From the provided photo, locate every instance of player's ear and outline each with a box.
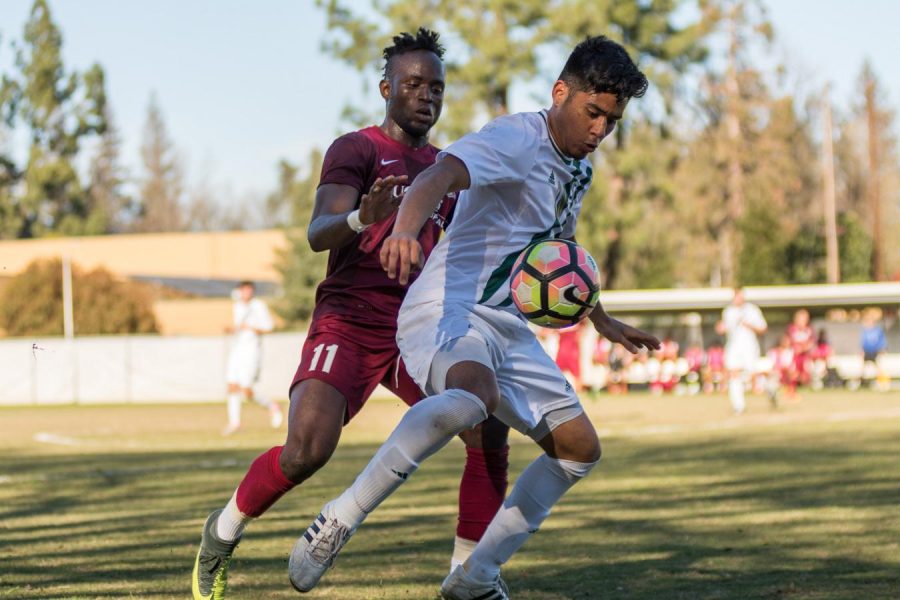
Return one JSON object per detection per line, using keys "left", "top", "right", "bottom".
{"left": 551, "top": 80, "right": 569, "bottom": 108}
{"left": 379, "top": 78, "right": 391, "bottom": 101}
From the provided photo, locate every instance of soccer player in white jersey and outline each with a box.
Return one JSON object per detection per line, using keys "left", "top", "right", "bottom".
{"left": 716, "top": 287, "right": 768, "bottom": 415}
{"left": 222, "top": 281, "right": 282, "bottom": 435}
{"left": 288, "top": 36, "right": 660, "bottom": 599}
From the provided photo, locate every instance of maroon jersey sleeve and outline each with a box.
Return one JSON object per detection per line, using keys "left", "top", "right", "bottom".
{"left": 319, "top": 133, "right": 376, "bottom": 192}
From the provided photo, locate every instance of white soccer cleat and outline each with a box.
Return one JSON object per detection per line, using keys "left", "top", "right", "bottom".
{"left": 440, "top": 565, "right": 510, "bottom": 600}
{"left": 288, "top": 502, "right": 355, "bottom": 593}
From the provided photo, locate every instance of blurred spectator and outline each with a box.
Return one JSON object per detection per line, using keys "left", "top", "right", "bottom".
{"left": 810, "top": 328, "right": 838, "bottom": 390}
{"left": 787, "top": 308, "right": 815, "bottom": 387}
{"left": 705, "top": 339, "right": 726, "bottom": 393}
{"left": 607, "top": 344, "right": 630, "bottom": 394}
{"left": 683, "top": 342, "right": 705, "bottom": 395}
{"left": 555, "top": 320, "right": 587, "bottom": 392}
{"left": 650, "top": 333, "right": 679, "bottom": 394}
{"left": 860, "top": 309, "right": 888, "bottom": 391}
{"left": 766, "top": 334, "right": 797, "bottom": 405}
{"left": 717, "top": 287, "right": 768, "bottom": 415}
{"left": 629, "top": 351, "right": 650, "bottom": 392}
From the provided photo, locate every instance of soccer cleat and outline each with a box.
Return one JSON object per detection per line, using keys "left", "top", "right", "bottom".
{"left": 440, "top": 565, "right": 510, "bottom": 600}
{"left": 288, "top": 502, "right": 356, "bottom": 592}
{"left": 192, "top": 509, "right": 241, "bottom": 600}
{"left": 221, "top": 423, "right": 241, "bottom": 437}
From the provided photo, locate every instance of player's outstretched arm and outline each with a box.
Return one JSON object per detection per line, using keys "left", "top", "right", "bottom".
{"left": 589, "top": 302, "right": 660, "bottom": 354}
{"left": 380, "top": 155, "right": 470, "bottom": 284}
{"left": 308, "top": 175, "right": 408, "bottom": 252}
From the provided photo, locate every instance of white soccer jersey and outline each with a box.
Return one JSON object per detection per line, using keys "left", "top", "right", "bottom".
{"left": 232, "top": 298, "right": 273, "bottom": 350}
{"left": 722, "top": 302, "right": 767, "bottom": 370}
{"left": 403, "top": 110, "right": 593, "bottom": 315}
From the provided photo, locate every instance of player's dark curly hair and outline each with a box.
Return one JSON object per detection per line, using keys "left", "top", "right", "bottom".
{"left": 383, "top": 27, "right": 445, "bottom": 78}
{"left": 558, "top": 36, "right": 648, "bottom": 100}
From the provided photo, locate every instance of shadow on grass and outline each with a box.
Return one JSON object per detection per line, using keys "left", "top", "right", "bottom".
{"left": 1, "top": 426, "right": 898, "bottom": 599}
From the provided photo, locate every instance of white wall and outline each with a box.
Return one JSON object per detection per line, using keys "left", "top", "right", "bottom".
{"left": 0, "top": 332, "right": 305, "bottom": 405}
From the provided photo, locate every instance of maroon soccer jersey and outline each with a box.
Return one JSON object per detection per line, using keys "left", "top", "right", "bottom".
{"left": 313, "top": 125, "right": 454, "bottom": 327}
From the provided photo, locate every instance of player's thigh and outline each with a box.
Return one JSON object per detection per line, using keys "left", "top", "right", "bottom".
{"left": 283, "top": 378, "right": 347, "bottom": 466}
{"left": 494, "top": 331, "right": 585, "bottom": 442}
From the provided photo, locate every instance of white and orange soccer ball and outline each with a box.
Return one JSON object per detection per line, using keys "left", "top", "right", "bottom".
{"left": 510, "top": 239, "right": 601, "bottom": 328}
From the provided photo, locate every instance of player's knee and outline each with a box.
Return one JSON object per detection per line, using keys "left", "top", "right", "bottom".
{"left": 279, "top": 437, "right": 336, "bottom": 483}
{"left": 459, "top": 415, "right": 509, "bottom": 449}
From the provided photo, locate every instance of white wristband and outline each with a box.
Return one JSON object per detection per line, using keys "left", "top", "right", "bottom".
{"left": 346, "top": 209, "right": 370, "bottom": 233}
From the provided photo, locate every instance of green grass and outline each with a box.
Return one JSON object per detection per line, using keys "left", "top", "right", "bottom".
{"left": 1, "top": 390, "right": 899, "bottom": 599}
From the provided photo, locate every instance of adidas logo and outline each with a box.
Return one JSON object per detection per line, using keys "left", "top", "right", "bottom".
{"left": 391, "top": 469, "right": 409, "bottom": 480}
{"left": 548, "top": 172, "right": 556, "bottom": 184}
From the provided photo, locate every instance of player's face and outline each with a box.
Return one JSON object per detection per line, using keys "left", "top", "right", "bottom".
{"left": 238, "top": 285, "right": 254, "bottom": 302}
{"left": 548, "top": 81, "right": 628, "bottom": 159}
{"left": 382, "top": 50, "right": 445, "bottom": 139}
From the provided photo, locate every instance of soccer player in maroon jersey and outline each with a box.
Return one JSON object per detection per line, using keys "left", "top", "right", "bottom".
{"left": 787, "top": 308, "right": 815, "bottom": 393}
{"left": 192, "top": 28, "right": 510, "bottom": 600}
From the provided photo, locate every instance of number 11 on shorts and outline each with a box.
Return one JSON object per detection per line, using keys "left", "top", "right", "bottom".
{"left": 309, "top": 343, "right": 338, "bottom": 373}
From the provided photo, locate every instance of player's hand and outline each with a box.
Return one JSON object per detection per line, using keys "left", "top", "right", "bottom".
{"left": 594, "top": 315, "right": 661, "bottom": 354}
{"left": 359, "top": 175, "right": 409, "bottom": 225}
{"left": 380, "top": 232, "right": 423, "bottom": 285}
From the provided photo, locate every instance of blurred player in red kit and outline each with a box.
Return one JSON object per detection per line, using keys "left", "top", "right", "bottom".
{"left": 787, "top": 308, "right": 814, "bottom": 390}
{"left": 192, "top": 28, "right": 509, "bottom": 600}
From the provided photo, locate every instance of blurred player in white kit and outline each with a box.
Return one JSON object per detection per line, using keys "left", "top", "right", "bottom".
{"left": 223, "top": 280, "right": 282, "bottom": 435}
{"left": 716, "top": 286, "right": 767, "bottom": 415}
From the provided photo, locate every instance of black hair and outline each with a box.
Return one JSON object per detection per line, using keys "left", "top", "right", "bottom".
{"left": 558, "top": 36, "right": 648, "bottom": 100}
{"left": 382, "top": 27, "right": 445, "bottom": 78}
{"left": 238, "top": 280, "right": 255, "bottom": 289}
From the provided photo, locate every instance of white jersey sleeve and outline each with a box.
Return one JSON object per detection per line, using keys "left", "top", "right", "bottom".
{"left": 441, "top": 115, "right": 540, "bottom": 188}
{"left": 745, "top": 304, "right": 767, "bottom": 332}
{"left": 247, "top": 299, "right": 274, "bottom": 333}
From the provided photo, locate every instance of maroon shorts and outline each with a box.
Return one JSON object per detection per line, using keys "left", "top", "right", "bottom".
{"left": 290, "top": 313, "right": 424, "bottom": 423}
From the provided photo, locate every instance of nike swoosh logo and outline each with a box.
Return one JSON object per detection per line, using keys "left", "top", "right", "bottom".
{"left": 563, "top": 285, "right": 594, "bottom": 308}
{"left": 380, "top": 158, "right": 399, "bottom": 166}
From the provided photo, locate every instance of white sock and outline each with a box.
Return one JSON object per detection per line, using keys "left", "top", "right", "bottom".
{"left": 251, "top": 389, "right": 272, "bottom": 408}
{"left": 466, "top": 454, "right": 598, "bottom": 583}
{"left": 227, "top": 392, "right": 242, "bottom": 427}
{"left": 330, "top": 389, "right": 487, "bottom": 527}
{"left": 728, "top": 377, "right": 745, "bottom": 414}
{"left": 451, "top": 536, "right": 478, "bottom": 572}
{"left": 216, "top": 492, "right": 251, "bottom": 542}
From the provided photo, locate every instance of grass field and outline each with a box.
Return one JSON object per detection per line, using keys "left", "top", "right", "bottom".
{"left": 1, "top": 390, "right": 899, "bottom": 599}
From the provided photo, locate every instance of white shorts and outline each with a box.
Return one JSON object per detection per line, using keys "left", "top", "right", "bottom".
{"left": 397, "top": 301, "right": 583, "bottom": 440}
{"left": 226, "top": 345, "right": 261, "bottom": 388}
{"left": 725, "top": 344, "right": 759, "bottom": 374}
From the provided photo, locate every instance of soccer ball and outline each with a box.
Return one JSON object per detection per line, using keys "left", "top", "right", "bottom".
{"left": 510, "top": 239, "right": 601, "bottom": 328}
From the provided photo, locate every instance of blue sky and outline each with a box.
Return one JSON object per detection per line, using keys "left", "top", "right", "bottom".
{"left": 2, "top": 0, "right": 898, "bottom": 205}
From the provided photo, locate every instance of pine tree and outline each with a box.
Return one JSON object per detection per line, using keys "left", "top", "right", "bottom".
{"left": 136, "top": 93, "right": 184, "bottom": 232}
{"left": 0, "top": 0, "right": 108, "bottom": 238}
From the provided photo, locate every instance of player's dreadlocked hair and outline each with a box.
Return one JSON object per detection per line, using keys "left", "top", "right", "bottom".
{"left": 559, "top": 36, "right": 648, "bottom": 100}
{"left": 382, "top": 27, "right": 445, "bottom": 78}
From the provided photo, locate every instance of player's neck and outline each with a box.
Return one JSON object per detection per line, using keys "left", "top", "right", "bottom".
{"left": 379, "top": 120, "right": 428, "bottom": 149}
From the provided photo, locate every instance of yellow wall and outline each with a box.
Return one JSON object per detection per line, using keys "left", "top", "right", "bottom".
{"left": 0, "top": 229, "right": 288, "bottom": 281}
{"left": 152, "top": 298, "right": 287, "bottom": 336}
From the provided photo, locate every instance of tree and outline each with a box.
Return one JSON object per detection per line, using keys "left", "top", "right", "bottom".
{"left": 272, "top": 152, "right": 328, "bottom": 326}
{"left": 135, "top": 93, "right": 184, "bottom": 232}
{"left": 86, "top": 106, "right": 132, "bottom": 233}
{"left": 0, "top": 258, "right": 158, "bottom": 336}
{"left": 0, "top": 0, "right": 108, "bottom": 238}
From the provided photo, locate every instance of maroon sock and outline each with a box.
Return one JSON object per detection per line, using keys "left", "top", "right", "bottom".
{"left": 457, "top": 445, "right": 509, "bottom": 541}
{"left": 235, "top": 446, "right": 296, "bottom": 517}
